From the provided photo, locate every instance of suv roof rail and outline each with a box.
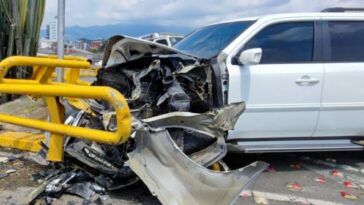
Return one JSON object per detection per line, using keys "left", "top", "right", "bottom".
{"left": 322, "top": 7, "right": 364, "bottom": 12}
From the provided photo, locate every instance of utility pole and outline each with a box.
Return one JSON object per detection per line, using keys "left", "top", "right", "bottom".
{"left": 56, "top": 0, "right": 65, "bottom": 82}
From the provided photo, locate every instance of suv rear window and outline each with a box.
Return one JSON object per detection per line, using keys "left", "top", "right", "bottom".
{"left": 328, "top": 21, "right": 364, "bottom": 62}
{"left": 244, "top": 22, "right": 314, "bottom": 64}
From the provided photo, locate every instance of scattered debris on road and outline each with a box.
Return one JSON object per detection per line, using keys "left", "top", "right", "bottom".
{"left": 331, "top": 170, "right": 344, "bottom": 178}
{"left": 340, "top": 191, "right": 359, "bottom": 200}
{"left": 253, "top": 194, "right": 269, "bottom": 205}
{"left": 0, "top": 148, "right": 364, "bottom": 205}
{"left": 286, "top": 181, "right": 301, "bottom": 191}
{"left": 314, "top": 175, "right": 326, "bottom": 184}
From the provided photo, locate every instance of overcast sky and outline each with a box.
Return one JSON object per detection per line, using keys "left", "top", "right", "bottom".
{"left": 42, "top": 0, "right": 364, "bottom": 28}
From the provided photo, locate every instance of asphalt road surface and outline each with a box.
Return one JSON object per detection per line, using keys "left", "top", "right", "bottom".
{"left": 230, "top": 151, "right": 364, "bottom": 205}
{"left": 0, "top": 149, "right": 363, "bottom": 205}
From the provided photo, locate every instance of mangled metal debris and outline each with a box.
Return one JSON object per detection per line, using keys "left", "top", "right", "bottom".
{"left": 142, "top": 102, "right": 245, "bottom": 138}
{"left": 27, "top": 167, "right": 106, "bottom": 204}
{"left": 129, "top": 128, "right": 268, "bottom": 205}
{"left": 26, "top": 35, "right": 268, "bottom": 204}
{"left": 189, "top": 136, "right": 227, "bottom": 167}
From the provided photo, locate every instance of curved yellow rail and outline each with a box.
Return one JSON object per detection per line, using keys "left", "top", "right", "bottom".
{"left": 0, "top": 56, "right": 131, "bottom": 161}
{"left": 0, "top": 84, "right": 131, "bottom": 144}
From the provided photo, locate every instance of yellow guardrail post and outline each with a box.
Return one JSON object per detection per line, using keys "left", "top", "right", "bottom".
{"left": 45, "top": 97, "right": 64, "bottom": 161}
{"left": 0, "top": 56, "right": 131, "bottom": 162}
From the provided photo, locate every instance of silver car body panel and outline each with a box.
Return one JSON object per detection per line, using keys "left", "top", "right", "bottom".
{"left": 128, "top": 128, "right": 268, "bottom": 205}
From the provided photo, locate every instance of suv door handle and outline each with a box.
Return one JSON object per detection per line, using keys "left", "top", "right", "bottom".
{"left": 295, "top": 75, "right": 319, "bottom": 85}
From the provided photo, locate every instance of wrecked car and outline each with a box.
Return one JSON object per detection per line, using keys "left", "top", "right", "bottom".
{"left": 48, "top": 26, "right": 269, "bottom": 204}
{"left": 3, "top": 10, "right": 364, "bottom": 204}
{"left": 52, "top": 33, "right": 268, "bottom": 204}
{"left": 24, "top": 19, "right": 282, "bottom": 204}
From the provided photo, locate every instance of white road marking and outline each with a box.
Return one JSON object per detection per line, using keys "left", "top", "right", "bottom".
{"left": 251, "top": 190, "right": 346, "bottom": 205}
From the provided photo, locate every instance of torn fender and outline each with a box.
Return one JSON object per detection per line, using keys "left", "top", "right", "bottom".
{"left": 128, "top": 128, "right": 268, "bottom": 205}
{"left": 142, "top": 102, "right": 245, "bottom": 138}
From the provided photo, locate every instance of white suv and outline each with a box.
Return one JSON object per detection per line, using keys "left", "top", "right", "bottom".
{"left": 59, "top": 8, "right": 364, "bottom": 203}
{"left": 100, "top": 8, "right": 364, "bottom": 153}
{"left": 173, "top": 8, "right": 364, "bottom": 152}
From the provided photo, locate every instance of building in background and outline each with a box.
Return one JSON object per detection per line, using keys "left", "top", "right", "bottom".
{"left": 90, "top": 39, "right": 103, "bottom": 50}
{"left": 75, "top": 38, "right": 91, "bottom": 50}
{"left": 46, "top": 16, "right": 58, "bottom": 41}
{"left": 39, "top": 38, "right": 57, "bottom": 50}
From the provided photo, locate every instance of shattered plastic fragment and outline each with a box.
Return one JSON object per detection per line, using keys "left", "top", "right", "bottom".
{"left": 240, "top": 190, "right": 252, "bottom": 198}
{"left": 0, "top": 156, "right": 9, "bottom": 163}
{"left": 343, "top": 181, "right": 358, "bottom": 189}
{"left": 253, "top": 195, "right": 269, "bottom": 205}
{"left": 340, "top": 191, "right": 359, "bottom": 200}
{"left": 66, "top": 182, "right": 95, "bottom": 200}
{"left": 5, "top": 169, "right": 16, "bottom": 174}
{"left": 286, "top": 182, "right": 301, "bottom": 191}
{"left": 30, "top": 150, "right": 49, "bottom": 166}
{"left": 331, "top": 170, "right": 343, "bottom": 177}
{"left": 27, "top": 168, "right": 110, "bottom": 203}
{"left": 314, "top": 176, "right": 326, "bottom": 184}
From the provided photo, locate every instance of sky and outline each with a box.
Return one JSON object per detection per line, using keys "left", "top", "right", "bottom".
{"left": 42, "top": 0, "right": 364, "bottom": 29}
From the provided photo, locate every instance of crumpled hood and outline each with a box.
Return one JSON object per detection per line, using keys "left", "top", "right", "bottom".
{"left": 102, "top": 35, "right": 198, "bottom": 67}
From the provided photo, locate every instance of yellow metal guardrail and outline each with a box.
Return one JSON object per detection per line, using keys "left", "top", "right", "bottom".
{"left": 0, "top": 132, "right": 45, "bottom": 152}
{"left": 0, "top": 56, "right": 131, "bottom": 161}
{"left": 36, "top": 55, "right": 98, "bottom": 85}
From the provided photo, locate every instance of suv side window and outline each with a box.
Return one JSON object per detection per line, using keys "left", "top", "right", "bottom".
{"left": 244, "top": 22, "right": 314, "bottom": 64}
{"left": 155, "top": 39, "right": 169, "bottom": 46}
{"left": 328, "top": 21, "right": 364, "bottom": 62}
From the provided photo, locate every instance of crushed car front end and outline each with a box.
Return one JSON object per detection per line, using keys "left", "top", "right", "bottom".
{"left": 51, "top": 35, "right": 268, "bottom": 205}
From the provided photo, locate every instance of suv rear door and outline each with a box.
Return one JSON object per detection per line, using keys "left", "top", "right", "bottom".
{"left": 314, "top": 19, "right": 364, "bottom": 137}
{"left": 227, "top": 20, "right": 324, "bottom": 139}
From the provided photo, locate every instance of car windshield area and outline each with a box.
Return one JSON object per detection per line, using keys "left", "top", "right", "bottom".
{"left": 170, "top": 37, "right": 183, "bottom": 46}
{"left": 174, "top": 21, "right": 254, "bottom": 59}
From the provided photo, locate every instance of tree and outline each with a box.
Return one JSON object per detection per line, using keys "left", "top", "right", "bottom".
{"left": 0, "top": 0, "right": 45, "bottom": 102}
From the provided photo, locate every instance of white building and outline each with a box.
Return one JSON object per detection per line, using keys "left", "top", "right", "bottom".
{"left": 46, "top": 16, "right": 58, "bottom": 41}
{"left": 38, "top": 38, "right": 56, "bottom": 50}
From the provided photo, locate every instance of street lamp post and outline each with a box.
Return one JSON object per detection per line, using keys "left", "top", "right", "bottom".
{"left": 56, "top": 0, "right": 65, "bottom": 82}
